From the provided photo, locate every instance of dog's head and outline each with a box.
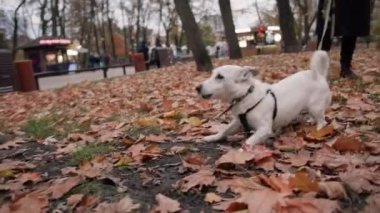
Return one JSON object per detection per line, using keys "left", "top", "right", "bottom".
{"left": 196, "top": 65, "right": 259, "bottom": 102}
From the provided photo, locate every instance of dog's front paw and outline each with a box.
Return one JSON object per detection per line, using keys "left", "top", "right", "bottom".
{"left": 202, "top": 134, "right": 224, "bottom": 142}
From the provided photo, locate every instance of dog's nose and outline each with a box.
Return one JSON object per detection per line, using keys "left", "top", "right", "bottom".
{"left": 195, "top": 85, "right": 202, "bottom": 93}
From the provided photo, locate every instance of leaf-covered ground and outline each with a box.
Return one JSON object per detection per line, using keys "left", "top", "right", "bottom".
{"left": 0, "top": 46, "right": 379, "bottom": 212}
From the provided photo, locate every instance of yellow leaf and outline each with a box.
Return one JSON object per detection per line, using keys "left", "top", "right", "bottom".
{"left": 114, "top": 156, "right": 133, "bottom": 167}
{"left": 0, "top": 169, "right": 15, "bottom": 178}
{"left": 188, "top": 117, "right": 202, "bottom": 127}
{"left": 135, "top": 117, "right": 159, "bottom": 127}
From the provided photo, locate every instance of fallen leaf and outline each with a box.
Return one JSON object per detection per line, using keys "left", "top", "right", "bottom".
{"left": 187, "top": 116, "right": 203, "bottom": 127}
{"left": 289, "top": 172, "right": 319, "bottom": 193}
{"left": 273, "top": 136, "right": 305, "bottom": 151}
{"left": 318, "top": 181, "right": 347, "bottom": 199}
{"left": 204, "top": 192, "right": 223, "bottom": 203}
{"left": 360, "top": 193, "right": 380, "bottom": 213}
{"left": 306, "top": 125, "right": 335, "bottom": 141}
{"left": 339, "top": 168, "right": 380, "bottom": 194}
{"left": 0, "top": 160, "right": 36, "bottom": 171}
{"left": 273, "top": 197, "right": 340, "bottom": 213}
{"left": 144, "top": 134, "right": 169, "bottom": 143}
{"left": 258, "top": 174, "right": 293, "bottom": 194}
{"left": 95, "top": 195, "right": 140, "bottom": 213}
{"left": 67, "top": 194, "right": 84, "bottom": 207}
{"left": 46, "top": 176, "right": 82, "bottom": 199}
{"left": 216, "top": 176, "right": 267, "bottom": 194}
{"left": 154, "top": 193, "right": 181, "bottom": 213}
{"left": 0, "top": 138, "right": 26, "bottom": 150}
{"left": 331, "top": 136, "right": 364, "bottom": 152}
{"left": 182, "top": 153, "right": 207, "bottom": 170}
{"left": 8, "top": 192, "right": 48, "bottom": 213}
{"left": 287, "top": 149, "right": 311, "bottom": 167}
{"left": 177, "top": 169, "right": 215, "bottom": 192}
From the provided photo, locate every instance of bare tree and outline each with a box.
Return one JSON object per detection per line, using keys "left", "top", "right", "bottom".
{"left": 219, "top": 0, "right": 242, "bottom": 59}
{"left": 59, "top": 0, "right": 67, "bottom": 37}
{"left": 13, "top": 0, "right": 27, "bottom": 56}
{"left": 39, "top": 0, "right": 49, "bottom": 36}
{"left": 174, "top": 0, "right": 213, "bottom": 71}
{"left": 293, "top": 0, "right": 317, "bottom": 46}
{"left": 50, "top": 0, "right": 59, "bottom": 36}
{"left": 105, "top": 0, "right": 116, "bottom": 57}
{"left": 276, "top": 0, "right": 300, "bottom": 52}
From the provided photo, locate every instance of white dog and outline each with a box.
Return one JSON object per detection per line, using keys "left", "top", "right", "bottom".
{"left": 196, "top": 51, "right": 331, "bottom": 150}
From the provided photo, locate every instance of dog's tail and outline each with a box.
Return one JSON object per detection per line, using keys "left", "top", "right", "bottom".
{"left": 310, "top": 50, "right": 329, "bottom": 79}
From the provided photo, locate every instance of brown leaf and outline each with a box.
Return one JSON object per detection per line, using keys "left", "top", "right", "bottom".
{"left": 216, "top": 176, "right": 267, "bottom": 194}
{"left": 360, "top": 193, "right": 380, "bottom": 213}
{"left": 256, "top": 157, "right": 275, "bottom": 171}
{"left": 364, "top": 142, "right": 380, "bottom": 155}
{"left": 182, "top": 153, "right": 207, "bottom": 170}
{"left": 67, "top": 194, "right": 84, "bottom": 207}
{"left": 273, "top": 136, "right": 305, "bottom": 151}
{"left": 318, "top": 182, "right": 347, "bottom": 199}
{"left": 273, "top": 197, "right": 340, "bottom": 213}
{"left": 287, "top": 149, "right": 311, "bottom": 167}
{"left": 216, "top": 146, "right": 273, "bottom": 168}
{"left": 0, "top": 160, "right": 36, "bottom": 171}
{"left": 306, "top": 125, "right": 335, "bottom": 141}
{"left": 177, "top": 169, "right": 215, "bottom": 192}
{"left": 95, "top": 195, "right": 140, "bottom": 213}
{"left": 46, "top": 176, "right": 82, "bottom": 199}
{"left": 144, "top": 134, "right": 170, "bottom": 143}
{"left": 204, "top": 192, "right": 223, "bottom": 203}
{"left": 339, "top": 168, "right": 380, "bottom": 194}
{"left": 18, "top": 172, "right": 42, "bottom": 184}
{"left": 0, "top": 138, "right": 26, "bottom": 150}
{"left": 241, "top": 189, "right": 290, "bottom": 213}
{"left": 258, "top": 174, "right": 293, "bottom": 194}
{"left": 154, "top": 193, "right": 181, "bottom": 213}
{"left": 8, "top": 192, "right": 48, "bottom": 213}
{"left": 289, "top": 172, "right": 319, "bottom": 193}
{"left": 331, "top": 136, "right": 364, "bottom": 152}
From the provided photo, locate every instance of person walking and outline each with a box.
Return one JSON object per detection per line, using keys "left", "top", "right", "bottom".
{"left": 316, "top": 0, "right": 371, "bottom": 78}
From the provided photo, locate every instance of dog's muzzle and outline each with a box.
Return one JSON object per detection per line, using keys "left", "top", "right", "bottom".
{"left": 195, "top": 84, "right": 202, "bottom": 94}
{"left": 195, "top": 84, "right": 212, "bottom": 99}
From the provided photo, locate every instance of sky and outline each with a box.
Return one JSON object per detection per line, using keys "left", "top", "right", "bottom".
{"left": 0, "top": 0, "right": 276, "bottom": 39}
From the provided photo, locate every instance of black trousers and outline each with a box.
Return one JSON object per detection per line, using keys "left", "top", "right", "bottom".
{"left": 318, "top": 33, "right": 357, "bottom": 69}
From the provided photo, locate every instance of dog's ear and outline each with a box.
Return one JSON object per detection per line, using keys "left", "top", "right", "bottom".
{"left": 236, "top": 66, "right": 258, "bottom": 82}
{"left": 242, "top": 66, "right": 259, "bottom": 76}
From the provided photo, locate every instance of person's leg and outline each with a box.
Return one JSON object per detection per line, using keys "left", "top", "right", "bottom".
{"left": 340, "top": 36, "right": 357, "bottom": 78}
{"left": 317, "top": 26, "right": 332, "bottom": 51}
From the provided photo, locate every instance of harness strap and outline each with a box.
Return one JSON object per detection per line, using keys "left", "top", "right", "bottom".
{"left": 238, "top": 89, "right": 277, "bottom": 137}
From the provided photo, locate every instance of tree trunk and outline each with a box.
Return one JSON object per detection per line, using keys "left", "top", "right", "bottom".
{"left": 90, "top": 0, "right": 100, "bottom": 54}
{"left": 136, "top": 0, "right": 141, "bottom": 48}
{"left": 51, "top": 0, "right": 59, "bottom": 36}
{"left": 59, "top": 0, "right": 66, "bottom": 37}
{"left": 40, "top": 0, "right": 48, "bottom": 36}
{"left": 276, "top": 0, "right": 300, "bottom": 52}
{"left": 12, "top": 0, "right": 27, "bottom": 57}
{"left": 174, "top": 0, "right": 213, "bottom": 71}
{"left": 106, "top": 0, "right": 116, "bottom": 57}
{"left": 218, "top": 0, "right": 241, "bottom": 59}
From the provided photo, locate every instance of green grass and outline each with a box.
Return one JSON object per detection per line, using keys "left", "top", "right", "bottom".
{"left": 23, "top": 116, "right": 58, "bottom": 139}
{"left": 23, "top": 114, "right": 90, "bottom": 139}
{"left": 368, "top": 93, "right": 380, "bottom": 103}
{"left": 70, "top": 143, "right": 113, "bottom": 165}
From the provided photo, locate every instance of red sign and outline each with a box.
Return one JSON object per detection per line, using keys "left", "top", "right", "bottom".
{"left": 258, "top": 25, "right": 266, "bottom": 33}
{"left": 39, "top": 39, "right": 71, "bottom": 45}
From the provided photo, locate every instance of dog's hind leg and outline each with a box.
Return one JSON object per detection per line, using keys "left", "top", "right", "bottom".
{"left": 309, "top": 106, "right": 327, "bottom": 130}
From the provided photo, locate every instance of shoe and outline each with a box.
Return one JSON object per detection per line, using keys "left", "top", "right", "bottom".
{"left": 340, "top": 65, "right": 359, "bottom": 79}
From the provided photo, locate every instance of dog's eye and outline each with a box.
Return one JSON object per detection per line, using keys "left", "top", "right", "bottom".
{"left": 216, "top": 74, "right": 224, "bottom": 80}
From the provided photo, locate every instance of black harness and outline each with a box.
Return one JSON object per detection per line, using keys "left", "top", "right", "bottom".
{"left": 239, "top": 89, "right": 277, "bottom": 137}
{"left": 216, "top": 86, "right": 278, "bottom": 138}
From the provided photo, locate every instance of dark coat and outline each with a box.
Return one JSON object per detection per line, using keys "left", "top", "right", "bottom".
{"left": 317, "top": 0, "right": 371, "bottom": 37}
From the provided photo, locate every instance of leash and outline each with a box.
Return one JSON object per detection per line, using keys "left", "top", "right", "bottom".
{"left": 318, "top": 0, "right": 333, "bottom": 50}
{"left": 214, "top": 86, "right": 254, "bottom": 119}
